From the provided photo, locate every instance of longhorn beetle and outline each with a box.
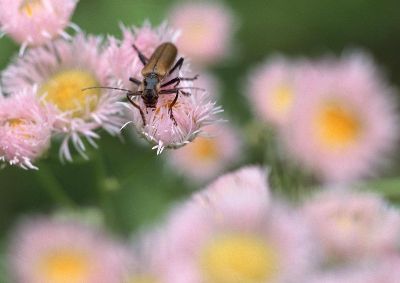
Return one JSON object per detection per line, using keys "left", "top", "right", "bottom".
{"left": 127, "top": 42, "right": 199, "bottom": 126}
{"left": 84, "top": 42, "right": 200, "bottom": 126}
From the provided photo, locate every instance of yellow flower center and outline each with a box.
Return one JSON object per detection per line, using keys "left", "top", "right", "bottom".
{"left": 332, "top": 210, "right": 366, "bottom": 234}
{"left": 189, "top": 137, "right": 218, "bottom": 162}
{"left": 19, "top": 0, "right": 43, "bottom": 17}
{"left": 200, "top": 234, "right": 280, "bottom": 283}
{"left": 314, "top": 101, "right": 362, "bottom": 150}
{"left": 6, "top": 118, "right": 25, "bottom": 128}
{"left": 270, "top": 84, "right": 294, "bottom": 119}
{"left": 4, "top": 118, "right": 34, "bottom": 139}
{"left": 186, "top": 23, "right": 208, "bottom": 45}
{"left": 129, "top": 274, "right": 158, "bottom": 283}
{"left": 38, "top": 250, "right": 90, "bottom": 283}
{"left": 38, "top": 70, "right": 100, "bottom": 118}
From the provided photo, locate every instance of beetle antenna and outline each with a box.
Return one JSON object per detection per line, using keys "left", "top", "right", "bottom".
{"left": 82, "top": 86, "right": 133, "bottom": 93}
{"left": 173, "top": 87, "right": 206, "bottom": 91}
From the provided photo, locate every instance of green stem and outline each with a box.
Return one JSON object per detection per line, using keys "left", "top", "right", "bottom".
{"left": 261, "top": 127, "right": 313, "bottom": 201}
{"left": 263, "top": 128, "right": 284, "bottom": 195}
{"left": 36, "top": 163, "right": 76, "bottom": 208}
{"left": 93, "top": 152, "right": 116, "bottom": 230}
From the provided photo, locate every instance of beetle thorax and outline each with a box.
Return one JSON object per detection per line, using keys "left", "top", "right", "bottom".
{"left": 144, "top": 73, "right": 159, "bottom": 90}
{"left": 141, "top": 73, "right": 160, "bottom": 108}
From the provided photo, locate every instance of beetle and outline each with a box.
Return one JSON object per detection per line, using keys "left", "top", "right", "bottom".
{"left": 83, "top": 42, "right": 200, "bottom": 126}
{"left": 126, "top": 42, "right": 199, "bottom": 126}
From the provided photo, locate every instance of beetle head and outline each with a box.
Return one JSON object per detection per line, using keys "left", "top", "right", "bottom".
{"left": 142, "top": 89, "right": 158, "bottom": 108}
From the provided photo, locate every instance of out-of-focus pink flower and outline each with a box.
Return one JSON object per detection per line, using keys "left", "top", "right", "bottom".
{"left": 302, "top": 189, "right": 400, "bottom": 263}
{"left": 124, "top": 230, "right": 171, "bottom": 283}
{"left": 2, "top": 34, "right": 125, "bottom": 161}
{"left": 246, "top": 56, "right": 307, "bottom": 127}
{"left": 106, "top": 22, "right": 222, "bottom": 153}
{"left": 282, "top": 52, "right": 398, "bottom": 182}
{"left": 193, "top": 70, "right": 221, "bottom": 100}
{"left": 166, "top": 123, "right": 242, "bottom": 183}
{"left": 0, "top": 88, "right": 54, "bottom": 169}
{"left": 306, "top": 257, "right": 400, "bottom": 283}
{"left": 306, "top": 268, "right": 368, "bottom": 283}
{"left": 194, "top": 166, "right": 271, "bottom": 222}
{"left": 162, "top": 167, "right": 315, "bottom": 283}
{"left": 168, "top": 2, "right": 235, "bottom": 66}
{"left": 8, "top": 217, "right": 130, "bottom": 283}
{"left": 366, "top": 256, "right": 400, "bottom": 283}
{"left": 0, "top": 0, "right": 78, "bottom": 48}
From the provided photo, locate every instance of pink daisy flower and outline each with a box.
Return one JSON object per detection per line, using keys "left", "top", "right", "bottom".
{"left": 125, "top": 84, "right": 221, "bottom": 154}
{"left": 8, "top": 217, "right": 130, "bottom": 283}
{"left": 168, "top": 2, "right": 235, "bottom": 66}
{"left": 281, "top": 52, "right": 398, "bottom": 182}
{"left": 363, "top": 256, "right": 400, "bottom": 283}
{"left": 0, "top": 88, "right": 54, "bottom": 169}
{"left": 246, "top": 56, "right": 308, "bottom": 127}
{"left": 197, "top": 165, "right": 270, "bottom": 196}
{"left": 166, "top": 123, "right": 242, "bottom": 183}
{"left": 302, "top": 189, "right": 400, "bottom": 263}
{"left": 0, "top": 0, "right": 79, "bottom": 50}
{"left": 2, "top": 34, "right": 125, "bottom": 161}
{"left": 193, "top": 166, "right": 271, "bottom": 220}
{"left": 106, "top": 22, "right": 222, "bottom": 154}
{"left": 163, "top": 167, "right": 315, "bottom": 283}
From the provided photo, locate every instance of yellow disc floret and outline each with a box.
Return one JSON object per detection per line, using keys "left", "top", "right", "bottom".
{"left": 38, "top": 249, "right": 90, "bottom": 283}
{"left": 129, "top": 274, "right": 158, "bottom": 283}
{"left": 332, "top": 210, "right": 365, "bottom": 235}
{"left": 314, "top": 100, "right": 362, "bottom": 150}
{"left": 19, "top": 0, "right": 43, "bottom": 17}
{"left": 200, "top": 233, "right": 280, "bottom": 283}
{"left": 5, "top": 118, "right": 34, "bottom": 139}
{"left": 190, "top": 137, "right": 218, "bottom": 162}
{"left": 270, "top": 84, "right": 294, "bottom": 119}
{"left": 38, "top": 70, "right": 100, "bottom": 118}
{"left": 186, "top": 22, "right": 209, "bottom": 45}
{"left": 6, "top": 118, "right": 25, "bottom": 128}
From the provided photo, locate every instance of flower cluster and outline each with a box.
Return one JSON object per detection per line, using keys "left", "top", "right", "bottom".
{"left": 7, "top": 166, "right": 400, "bottom": 282}
{"left": 0, "top": 0, "right": 79, "bottom": 53}
{"left": 2, "top": 34, "right": 125, "bottom": 162}
{"left": 246, "top": 52, "right": 398, "bottom": 183}
{"left": 106, "top": 21, "right": 222, "bottom": 154}
{"left": 9, "top": 217, "right": 129, "bottom": 283}
{"left": 2, "top": 1, "right": 400, "bottom": 283}
{"left": 0, "top": 88, "right": 54, "bottom": 169}
{"left": 0, "top": 9, "right": 222, "bottom": 168}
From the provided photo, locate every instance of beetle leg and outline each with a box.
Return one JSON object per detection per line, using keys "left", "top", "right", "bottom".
{"left": 129, "top": 77, "right": 141, "bottom": 86}
{"left": 127, "top": 91, "right": 146, "bottom": 126}
{"left": 161, "top": 74, "right": 199, "bottom": 88}
{"left": 180, "top": 90, "right": 191, "bottom": 96}
{"left": 168, "top": 91, "right": 179, "bottom": 126}
{"left": 159, "top": 88, "right": 192, "bottom": 97}
{"left": 168, "top": 57, "right": 184, "bottom": 75}
{"left": 159, "top": 89, "right": 180, "bottom": 125}
{"left": 132, "top": 44, "right": 149, "bottom": 66}
{"left": 159, "top": 89, "right": 177, "bottom": 94}
{"left": 161, "top": 77, "right": 180, "bottom": 88}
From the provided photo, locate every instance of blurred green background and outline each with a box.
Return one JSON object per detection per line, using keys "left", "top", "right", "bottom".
{"left": 1, "top": 1, "right": 400, "bottom": 275}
